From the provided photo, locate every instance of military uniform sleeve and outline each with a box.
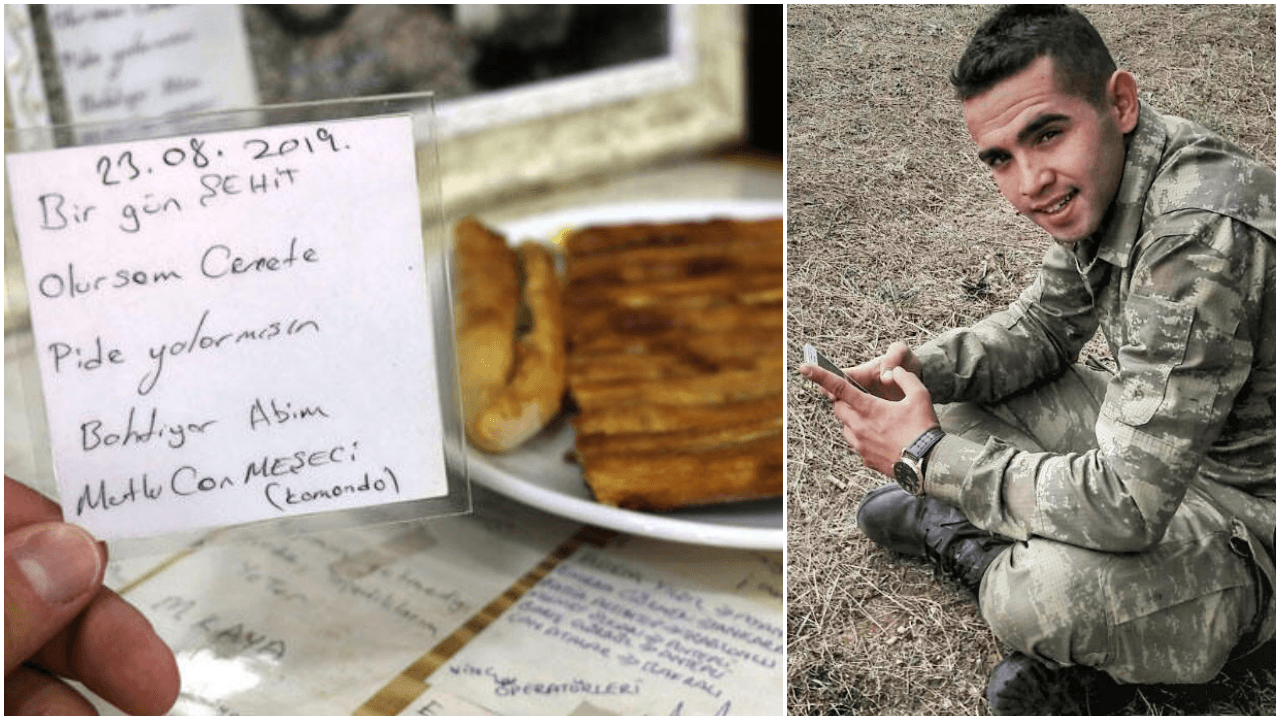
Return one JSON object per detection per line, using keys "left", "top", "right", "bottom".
{"left": 916, "top": 242, "right": 1099, "bottom": 404}
{"left": 927, "top": 216, "right": 1267, "bottom": 551}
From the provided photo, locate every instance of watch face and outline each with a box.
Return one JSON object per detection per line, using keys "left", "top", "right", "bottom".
{"left": 893, "top": 460, "right": 920, "bottom": 495}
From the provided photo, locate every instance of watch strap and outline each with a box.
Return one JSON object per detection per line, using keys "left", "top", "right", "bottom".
{"left": 904, "top": 426, "right": 945, "bottom": 462}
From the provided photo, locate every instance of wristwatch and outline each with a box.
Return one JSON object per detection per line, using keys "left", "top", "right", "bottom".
{"left": 893, "top": 427, "right": 945, "bottom": 496}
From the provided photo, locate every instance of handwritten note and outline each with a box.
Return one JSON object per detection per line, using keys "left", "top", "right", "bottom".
{"left": 44, "top": 4, "right": 258, "bottom": 129}
{"left": 6, "top": 115, "right": 447, "bottom": 540}
{"left": 419, "top": 545, "right": 785, "bottom": 715}
{"left": 87, "top": 489, "right": 582, "bottom": 715}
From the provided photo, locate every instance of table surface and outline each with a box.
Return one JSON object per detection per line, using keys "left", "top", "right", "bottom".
{"left": 3, "top": 154, "right": 786, "bottom": 716}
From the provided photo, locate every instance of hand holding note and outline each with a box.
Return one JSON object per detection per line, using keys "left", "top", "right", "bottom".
{"left": 4, "top": 476, "right": 180, "bottom": 715}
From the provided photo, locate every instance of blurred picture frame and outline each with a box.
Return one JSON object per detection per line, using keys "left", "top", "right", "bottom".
{"left": 429, "top": 4, "right": 746, "bottom": 212}
{"left": 5, "top": 4, "right": 746, "bottom": 214}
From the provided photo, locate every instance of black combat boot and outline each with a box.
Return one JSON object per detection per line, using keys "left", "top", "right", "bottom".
{"left": 855, "top": 483, "right": 1011, "bottom": 594}
{"left": 986, "top": 652, "right": 1136, "bottom": 715}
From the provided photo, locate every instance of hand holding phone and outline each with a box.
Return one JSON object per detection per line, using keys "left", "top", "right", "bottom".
{"left": 802, "top": 343, "right": 870, "bottom": 394}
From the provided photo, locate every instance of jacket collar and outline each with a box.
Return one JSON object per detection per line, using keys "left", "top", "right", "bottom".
{"left": 1072, "top": 102, "right": 1166, "bottom": 270}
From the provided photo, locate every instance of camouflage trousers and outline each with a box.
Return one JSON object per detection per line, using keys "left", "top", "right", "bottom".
{"left": 937, "top": 364, "right": 1272, "bottom": 684}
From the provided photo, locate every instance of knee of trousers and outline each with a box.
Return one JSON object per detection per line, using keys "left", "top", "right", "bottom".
{"left": 979, "top": 537, "right": 1258, "bottom": 684}
{"left": 979, "top": 540, "right": 1112, "bottom": 673}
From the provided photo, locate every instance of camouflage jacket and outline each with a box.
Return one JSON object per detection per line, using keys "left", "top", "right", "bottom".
{"left": 918, "top": 103, "right": 1276, "bottom": 553}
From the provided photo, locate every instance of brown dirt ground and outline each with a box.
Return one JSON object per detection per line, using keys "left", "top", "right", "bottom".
{"left": 786, "top": 3, "right": 1276, "bottom": 715}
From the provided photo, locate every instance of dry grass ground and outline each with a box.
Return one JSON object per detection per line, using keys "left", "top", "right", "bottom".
{"left": 786, "top": 4, "right": 1276, "bottom": 715}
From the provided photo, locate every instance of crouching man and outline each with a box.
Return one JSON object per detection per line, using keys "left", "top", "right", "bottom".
{"left": 801, "top": 4, "right": 1274, "bottom": 714}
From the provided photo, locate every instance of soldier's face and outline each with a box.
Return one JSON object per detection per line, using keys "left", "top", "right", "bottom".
{"left": 963, "top": 56, "right": 1129, "bottom": 244}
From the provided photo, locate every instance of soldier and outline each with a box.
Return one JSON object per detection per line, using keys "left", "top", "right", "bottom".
{"left": 800, "top": 4, "right": 1275, "bottom": 714}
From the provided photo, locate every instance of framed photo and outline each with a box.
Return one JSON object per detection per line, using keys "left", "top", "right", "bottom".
{"left": 5, "top": 4, "right": 746, "bottom": 212}
{"left": 421, "top": 4, "right": 746, "bottom": 212}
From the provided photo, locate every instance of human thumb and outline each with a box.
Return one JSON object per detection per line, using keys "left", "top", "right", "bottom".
{"left": 891, "top": 365, "right": 929, "bottom": 399}
{"left": 883, "top": 341, "right": 911, "bottom": 365}
{"left": 4, "top": 522, "right": 105, "bottom": 674}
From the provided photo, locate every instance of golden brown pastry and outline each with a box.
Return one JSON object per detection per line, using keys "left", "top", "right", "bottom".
{"left": 454, "top": 218, "right": 566, "bottom": 453}
{"left": 561, "top": 218, "right": 784, "bottom": 510}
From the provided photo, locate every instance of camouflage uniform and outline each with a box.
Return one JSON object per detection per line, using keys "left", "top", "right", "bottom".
{"left": 914, "top": 103, "right": 1276, "bottom": 684}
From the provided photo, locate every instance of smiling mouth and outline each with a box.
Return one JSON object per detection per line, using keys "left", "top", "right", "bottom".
{"left": 1037, "top": 189, "right": 1078, "bottom": 216}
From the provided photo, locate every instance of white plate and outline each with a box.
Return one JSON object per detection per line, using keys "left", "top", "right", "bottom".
{"left": 465, "top": 200, "right": 785, "bottom": 551}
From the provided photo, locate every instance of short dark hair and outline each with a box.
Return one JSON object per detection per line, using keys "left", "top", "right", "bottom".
{"left": 950, "top": 5, "right": 1117, "bottom": 106}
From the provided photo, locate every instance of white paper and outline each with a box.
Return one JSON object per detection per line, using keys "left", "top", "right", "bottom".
{"left": 90, "top": 489, "right": 583, "bottom": 715}
{"left": 60, "top": 495, "right": 783, "bottom": 715}
{"left": 4, "top": 5, "right": 54, "bottom": 128}
{"left": 44, "top": 4, "right": 258, "bottom": 130}
{"left": 6, "top": 115, "right": 447, "bottom": 540}
{"left": 418, "top": 541, "right": 786, "bottom": 715}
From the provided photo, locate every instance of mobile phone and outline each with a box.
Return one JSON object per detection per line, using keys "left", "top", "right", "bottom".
{"left": 802, "top": 343, "right": 869, "bottom": 393}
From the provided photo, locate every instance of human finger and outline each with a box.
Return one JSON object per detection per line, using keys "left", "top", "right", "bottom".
{"left": 889, "top": 365, "right": 930, "bottom": 399}
{"left": 849, "top": 352, "right": 907, "bottom": 400}
{"left": 4, "top": 663, "right": 98, "bottom": 715}
{"left": 4, "top": 522, "right": 105, "bottom": 675}
{"left": 5, "top": 476, "right": 64, "bottom": 534}
{"left": 830, "top": 394, "right": 882, "bottom": 433}
{"left": 841, "top": 424, "right": 864, "bottom": 460}
{"left": 5, "top": 475, "right": 111, "bottom": 574}
{"left": 831, "top": 402, "right": 860, "bottom": 444}
{"left": 832, "top": 401, "right": 895, "bottom": 475}
{"left": 883, "top": 367, "right": 943, "bottom": 437}
{"left": 878, "top": 341, "right": 922, "bottom": 382}
{"left": 30, "top": 588, "right": 180, "bottom": 716}
{"left": 799, "top": 363, "right": 860, "bottom": 405}
{"left": 844, "top": 361, "right": 884, "bottom": 397}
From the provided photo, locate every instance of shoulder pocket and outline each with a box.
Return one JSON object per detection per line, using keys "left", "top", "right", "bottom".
{"left": 1110, "top": 294, "right": 1194, "bottom": 426}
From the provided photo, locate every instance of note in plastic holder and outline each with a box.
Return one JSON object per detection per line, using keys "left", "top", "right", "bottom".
{"left": 4, "top": 93, "right": 469, "bottom": 550}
